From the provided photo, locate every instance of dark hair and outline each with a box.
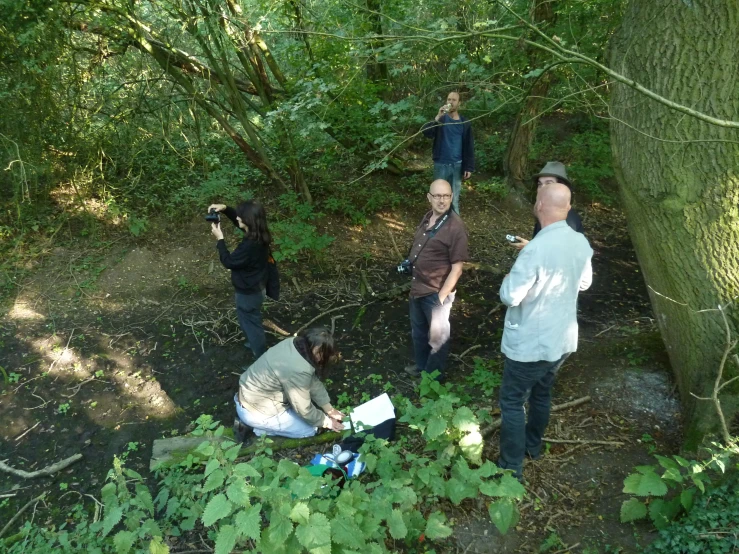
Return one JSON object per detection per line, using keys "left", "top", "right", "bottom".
{"left": 234, "top": 200, "right": 272, "bottom": 246}
{"left": 299, "top": 327, "right": 337, "bottom": 373}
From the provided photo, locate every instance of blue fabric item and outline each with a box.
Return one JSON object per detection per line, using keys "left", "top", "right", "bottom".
{"left": 310, "top": 452, "right": 366, "bottom": 478}
{"left": 497, "top": 354, "right": 569, "bottom": 478}
{"left": 433, "top": 162, "right": 463, "bottom": 213}
{"left": 436, "top": 115, "right": 464, "bottom": 163}
{"left": 422, "top": 115, "right": 475, "bottom": 173}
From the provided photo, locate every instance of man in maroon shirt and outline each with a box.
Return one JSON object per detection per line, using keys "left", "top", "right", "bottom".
{"left": 404, "top": 179, "right": 469, "bottom": 382}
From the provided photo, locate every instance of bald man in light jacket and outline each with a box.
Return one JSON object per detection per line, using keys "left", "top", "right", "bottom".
{"left": 497, "top": 183, "right": 593, "bottom": 481}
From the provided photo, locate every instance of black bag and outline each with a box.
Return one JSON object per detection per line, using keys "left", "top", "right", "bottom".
{"left": 265, "top": 251, "right": 280, "bottom": 301}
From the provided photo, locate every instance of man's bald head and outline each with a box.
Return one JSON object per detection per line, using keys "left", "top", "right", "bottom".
{"left": 429, "top": 179, "right": 452, "bottom": 195}
{"left": 534, "top": 182, "right": 571, "bottom": 226}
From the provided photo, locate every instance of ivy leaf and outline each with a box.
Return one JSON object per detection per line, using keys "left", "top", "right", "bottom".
{"left": 331, "top": 513, "right": 365, "bottom": 549}
{"left": 459, "top": 431, "right": 483, "bottom": 466}
{"left": 235, "top": 503, "right": 262, "bottom": 540}
{"left": 620, "top": 498, "right": 647, "bottom": 522}
{"left": 204, "top": 458, "right": 221, "bottom": 478}
{"left": 295, "top": 512, "right": 331, "bottom": 550}
{"left": 452, "top": 406, "right": 479, "bottom": 432}
{"left": 148, "top": 536, "right": 169, "bottom": 554}
{"left": 102, "top": 506, "right": 123, "bottom": 537}
{"left": 290, "top": 476, "right": 320, "bottom": 500}
{"left": 290, "top": 502, "right": 310, "bottom": 525}
{"left": 488, "top": 499, "right": 518, "bottom": 534}
{"left": 202, "top": 494, "right": 233, "bottom": 527}
{"left": 424, "top": 511, "right": 453, "bottom": 540}
{"left": 113, "top": 530, "right": 136, "bottom": 554}
{"left": 215, "top": 524, "right": 238, "bottom": 554}
{"left": 426, "top": 416, "right": 447, "bottom": 440}
{"left": 226, "top": 479, "right": 252, "bottom": 507}
{"left": 202, "top": 469, "right": 226, "bottom": 494}
{"left": 387, "top": 509, "right": 408, "bottom": 539}
{"left": 622, "top": 471, "right": 668, "bottom": 497}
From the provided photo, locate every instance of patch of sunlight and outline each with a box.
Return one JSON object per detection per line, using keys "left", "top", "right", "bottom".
{"left": 8, "top": 300, "right": 45, "bottom": 321}
{"left": 377, "top": 214, "right": 407, "bottom": 231}
{"left": 106, "top": 352, "right": 177, "bottom": 419}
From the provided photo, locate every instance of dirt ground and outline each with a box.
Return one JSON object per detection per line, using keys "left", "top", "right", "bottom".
{"left": 0, "top": 188, "right": 681, "bottom": 552}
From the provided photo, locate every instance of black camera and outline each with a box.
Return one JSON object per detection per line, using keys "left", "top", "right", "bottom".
{"left": 397, "top": 259, "right": 413, "bottom": 275}
{"left": 205, "top": 208, "right": 220, "bottom": 223}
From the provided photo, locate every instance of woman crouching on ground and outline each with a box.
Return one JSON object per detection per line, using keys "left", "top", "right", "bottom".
{"left": 209, "top": 200, "right": 270, "bottom": 359}
{"left": 234, "top": 327, "right": 345, "bottom": 440}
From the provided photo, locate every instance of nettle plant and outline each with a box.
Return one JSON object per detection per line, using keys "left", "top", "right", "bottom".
{"left": 620, "top": 439, "right": 739, "bottom": 529}
{"left": 7, "top": 395, "right": 525, "bottom": 553}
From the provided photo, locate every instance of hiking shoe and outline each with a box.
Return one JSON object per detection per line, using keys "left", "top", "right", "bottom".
{"left": 525, "top": 449, "right": 542, "bottom": 461}
{"left": 404, "top": 364, "right": 421, "bottom": 378}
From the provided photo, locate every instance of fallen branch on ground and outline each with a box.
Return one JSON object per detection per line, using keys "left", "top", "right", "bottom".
{"left": 236, "top": 431, "right": 342, "bottom": 459}
{"left": 0, "top": 453, "right": 83, "bottom": 479}
{"left": 541, "top": 438, "right": 624, "bottom": 446}
{"left": 0, "top": 492, "right": 46, "bottom": 539}
{"left": 481, "top": 396, "right": 591, "bottom": 437}
{"left": 294, "top": 303, "right": 361, "bottom": 335}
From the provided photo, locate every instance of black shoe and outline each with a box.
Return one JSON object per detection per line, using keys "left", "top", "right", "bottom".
{"left": 233, "top": 418, "right": 253, "bottom": 444}
{"left": 525, "top": 449, "right": 542, "bottom": 460}
{"left": 404, "top": 364, "right": 421, "bottom": 378}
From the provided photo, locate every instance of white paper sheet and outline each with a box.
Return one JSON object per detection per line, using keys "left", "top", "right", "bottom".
{"left": 346, "top": 393, "right": 395, "bottom": 432}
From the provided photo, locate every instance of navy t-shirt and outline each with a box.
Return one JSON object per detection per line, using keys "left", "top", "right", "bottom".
{"left": 436, "top": 114, "right": 464, "bottom": 164}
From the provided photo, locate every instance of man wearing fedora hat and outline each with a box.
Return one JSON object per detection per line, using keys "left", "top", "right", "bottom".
{"left": 509, "top": 161, "right": 584, "bottom": 250}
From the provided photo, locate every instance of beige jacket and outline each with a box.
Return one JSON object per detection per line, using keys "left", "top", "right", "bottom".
{"left": 237, "top": 337, "right": 331, "bottom": 427}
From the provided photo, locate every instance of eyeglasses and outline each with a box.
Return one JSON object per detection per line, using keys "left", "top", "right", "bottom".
{"left": 428, "top": 193, "right": 452, "bottom": 200}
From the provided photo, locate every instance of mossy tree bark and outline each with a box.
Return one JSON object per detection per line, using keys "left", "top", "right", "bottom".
{"left": 609, "top": 0, "right": 739, "bottom": 446}
{"left": 503, "top": 0, "right": 557, "bottom": 199}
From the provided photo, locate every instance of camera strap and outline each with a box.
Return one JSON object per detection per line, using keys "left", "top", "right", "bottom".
{"left": 408, "top": 210, "right": 451, "bottom": 264}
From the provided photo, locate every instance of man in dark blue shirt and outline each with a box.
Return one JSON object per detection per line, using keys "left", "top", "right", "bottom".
{"left": 422, "top": 92, "right": 475, "bottom": 214}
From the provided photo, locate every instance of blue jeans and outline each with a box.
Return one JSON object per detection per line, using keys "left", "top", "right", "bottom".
{"left": 433, "top": 162, "right": 462, "bottom": 214}
{"left": 498, "top": 354, "right": 570, "bottom": 478}
{"left": 235, "top": 291, "right": 267, "bottom": 358}
{"left": 234, "top": 394, "right": 316, "bottom": 439}
{"left": 409, "top": 292, "right": 455, "bottom": 380}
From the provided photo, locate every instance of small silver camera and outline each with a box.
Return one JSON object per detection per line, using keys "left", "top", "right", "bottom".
{"left": 397, "top": 259, "right": 413, "bottom": 275}
{"left": 505, "top": 234, "right": 518, "bottom": 243}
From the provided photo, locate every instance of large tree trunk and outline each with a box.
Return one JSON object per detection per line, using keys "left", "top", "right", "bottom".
{"left": 503, "top": 0, "right": 557, "bottom": 199}
{"left": 609, "top": 0, "right": 739, "bottom": 447}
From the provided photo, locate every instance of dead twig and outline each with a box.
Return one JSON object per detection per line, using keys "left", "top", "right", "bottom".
{"left": 49, "top": 328, "right": 75, "bottom": 372}
{"left": 294, "top": 303, "right": 362, "bottom": 336}
{"left": 0, "top": 492, "right": 46, "bottom": 539}
{"left": 14, "top": 421, "right": 40, "bottom": 441}
{"left": 0, "top": 453, "right": 83, "bottom": 479}
{"left": 542, "top": 438, "right": 624, "bottom": 447}
{"left": 552, "top": 542, "right": 580, "bottom": 554}
{"left": 61, "top": 377, "right": 97, "bottom": 398}
{"left": 482, "top": 396, "right": 591, "bottom": 437}
{"left": 458, "top": 344, "right": 481, "bottom": 359}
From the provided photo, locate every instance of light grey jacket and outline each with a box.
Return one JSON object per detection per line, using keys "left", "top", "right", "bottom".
{"left": 500, "top": 220, "right": 593, "bottom": 362}
{"left": 237, "top": 337, "right": 331, "bottom": 427}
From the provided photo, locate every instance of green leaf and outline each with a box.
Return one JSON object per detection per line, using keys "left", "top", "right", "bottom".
{"left": 195, "top": 441, "right": 215, "bottom": 457}
{"left": 148, "top": 536, "right": 169, "bottom": 554}
{"left": 202, "top": 469, "right": 226, "bottom": 494}
{"left": 235, "top": 504, "right": 262, "bottom": 540}
{"left": 205, "top": 458, "right": 221, "bottom": 477}
{"left": 622, "top": 471, "right": 668, "bottom": 497}
{"left": 480, "top": 475, "right": 526, "bottom": 500}
{"left": 488, "top": 499, "right": 517, "bottom": 534}
{"left": 202, "top": 494, "right": 233, "bottom": 527}
{"left": 295, "top": 512, "right": 331, "bottom": 550}
{"left": 102, "top": 506, "right": 123, "bottom": 537}
{"left": 277, "top": 459, "right": 300, "bottom": 479}
{"left": 266, "top": 512, "right": 293, "bottom": 543}
{"left": 425, "top": 511, "right": 453, "bottom": 540}
{"left": 680, "top": 488, "right": 695, "bottom": 512}
{"left": 619, "top": 498, "right": 647, "bottom": 522}
{"left": 426, "top": 415, "right": 447, "bottom": 440}
{"left": 452, "top": 406, "right": 479, "bottom": 432}
{"left": 523, "top": 68, "right": 544, "bottom": 79}
{"left": 387, "top": 509, "right": 407, "bottom": 539}
{"left": 290, "top": 475, "right": 320, "bottom": 500}
{"left": 233, "top": 463, "right": 261, "bottom": 478}
{"left": 691, "top": 474, "right": 705, "bottom": 493}
{"left": 331, "top": 513, "right": 365, "bottom": 549}
{"left": 113, "top": 530, "right": 136, "bottom": 554}
{"left": 224, "top": 443, "right": 242, "bottom": 462}
{"left": 215, "top": 524, "right": 238, "bottom": 554}
{"left": 134, "top": 486, "right": 155, "bottom": 516}
{"left": 141, "top": 519, "right": 162, "bottom": 539}
{"left": 648, "top": 498, "right": 680, "bottom": 530}
{"left": 446, "top": 477, "right": 477, "bottom": 505}
{"left": 226, "top": 479, "right": 252, "bottom": 507}
{"left": 290, "top": 502, "right": 310, "bottom": 525}
{"left": 459, "top": 431, "right": 483, "bottom": 466}
{"left": 655, "top": 455, "right": 680, "bottom": 472}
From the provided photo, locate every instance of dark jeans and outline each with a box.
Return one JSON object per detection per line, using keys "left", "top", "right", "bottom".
{"left": 409, "top": 291, "right": 455, "bottom": 379}
{"left": 433, "top": 161, "right": 462, "bottom": 214}
{"left": 235, "top": 291, "right": 267, "bottom": 358}
{"left": 498, "top": 353, "right": 570, "bottom": 478}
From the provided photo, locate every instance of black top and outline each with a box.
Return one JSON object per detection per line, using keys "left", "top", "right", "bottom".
{"left": 533, "top": 208, "right": 584, "bottom": 238}
{"left": 421, "top": 115, "right": 475, "bottom": 174}
{"left": 216, "top": 206, "right": 268, "bottom": 294}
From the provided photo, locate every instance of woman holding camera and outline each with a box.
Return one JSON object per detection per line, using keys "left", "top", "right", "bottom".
{"left": 209, "top": 200, "right": 270, "bottom": 358}
{"left": 234, "top": 327, "right": 345, "bottom": 440}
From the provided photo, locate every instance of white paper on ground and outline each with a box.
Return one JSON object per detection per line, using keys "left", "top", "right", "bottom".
{"left": 346, "top": 393, "right": 395, "bottom": 432}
